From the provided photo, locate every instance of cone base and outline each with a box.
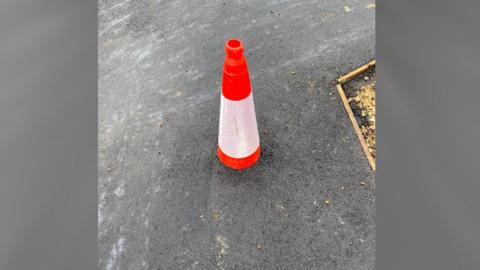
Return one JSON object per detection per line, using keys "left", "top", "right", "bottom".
{"left": 217, "top": 146, "right": 260, "bottom": 170}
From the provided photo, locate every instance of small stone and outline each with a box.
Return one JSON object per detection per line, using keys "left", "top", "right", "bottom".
{"left": 212, "top": 212, "right": 220, "bottom": 220}
{"left": 341, "top": 186, "right": 345, "bottom": 190}
{"left": 159, "top": 123, "right": 164, "bottom": 128}
{"left": 364, "top": 76, "right": 370, "bottom": 81}
{"left": 291, "top": 71, "right": 296, "bottom": 74}
{"left": 199, "top": 214, "right": 205, "bottom": 221}
{"left": 256, "top": 244, "right": 263, "bottom": 251}
{"left": 263, "top": 129, "right": 269, "bottom": 135}
{"left": 105, "top": 166, "right": 112, "bottom": 172}
{"left": 324, "top": 199, "right": 330, "bottom": 205}
{"left": 359, "top": 181, "right": 367, "bottom": 186}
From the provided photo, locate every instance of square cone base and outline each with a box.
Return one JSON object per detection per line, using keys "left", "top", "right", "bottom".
{"left": 217, "top": 146, "right": 260, "bottom": 170}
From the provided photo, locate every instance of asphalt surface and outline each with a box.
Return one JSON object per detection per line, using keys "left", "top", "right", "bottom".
{"left": 99, "top": 0, "right": 375, "bottom": 269}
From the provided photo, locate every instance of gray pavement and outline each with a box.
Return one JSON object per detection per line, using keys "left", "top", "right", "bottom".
{"left": 99, "top": 0, "right": 375, "bottom": 269}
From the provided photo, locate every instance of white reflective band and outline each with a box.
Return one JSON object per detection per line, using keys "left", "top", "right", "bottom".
{"left": 218, "top": 92, "right": 260, "bottom": 158}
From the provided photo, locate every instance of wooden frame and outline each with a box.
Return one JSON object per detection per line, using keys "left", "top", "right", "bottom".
{"left": 336, "top": 60, "right": 376, "bottom": 170}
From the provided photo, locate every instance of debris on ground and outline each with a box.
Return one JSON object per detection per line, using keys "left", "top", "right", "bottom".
{"left": 349, "top": 81, "right": 376, "bottom": 158}
{"left": 344, "top": 68, "right": 376, "bottom": 160}
{"left": 276, "top": 204, "right": 288, "bottom": 219}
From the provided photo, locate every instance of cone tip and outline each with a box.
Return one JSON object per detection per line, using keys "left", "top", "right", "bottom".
{"left": 225, "top": 38, "right": 244, "bottom": 59}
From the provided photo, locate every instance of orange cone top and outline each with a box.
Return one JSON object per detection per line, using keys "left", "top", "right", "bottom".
{"left": 222, "top": 39, "right": 252, "bottom": 101}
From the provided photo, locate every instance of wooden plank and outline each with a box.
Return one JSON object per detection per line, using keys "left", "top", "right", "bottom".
{"left": 336, "top": 84, "right": 376, "bottom": 170}
{"left": 337, "top": 60, "right": 376, "bottom": 84}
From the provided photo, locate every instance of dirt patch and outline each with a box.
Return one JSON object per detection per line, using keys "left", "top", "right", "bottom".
{"left": 342, "top": 68, "right": 376, "bottom": 159}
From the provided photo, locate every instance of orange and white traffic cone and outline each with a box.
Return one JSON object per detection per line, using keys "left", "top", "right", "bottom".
{"left": 217, "top": 38, "right": 260, "bottom": 170}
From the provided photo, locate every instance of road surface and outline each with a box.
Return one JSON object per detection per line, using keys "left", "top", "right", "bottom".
{"left": 99, "top": 0, "right": 375, "bottom": 269}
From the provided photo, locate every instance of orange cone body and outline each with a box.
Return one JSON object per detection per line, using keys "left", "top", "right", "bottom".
{"left": 217, "top": 39, "right": 260, "bottom": 170}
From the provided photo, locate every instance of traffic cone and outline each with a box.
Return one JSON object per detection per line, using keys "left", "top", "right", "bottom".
{"left": 217, "top": 38, "right": 260, "bottom": 170}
